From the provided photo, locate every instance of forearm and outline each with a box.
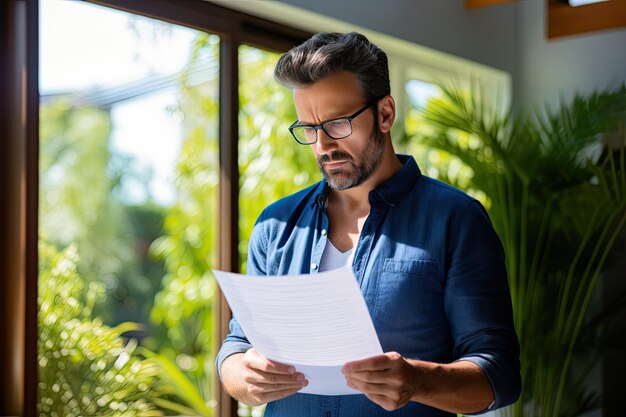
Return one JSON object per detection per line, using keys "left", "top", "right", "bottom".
{"left": 221, "top": 353, "right": 262, "bottom": 406}
{"left": 409, "top": 359, "right": 493, "bottom": 414}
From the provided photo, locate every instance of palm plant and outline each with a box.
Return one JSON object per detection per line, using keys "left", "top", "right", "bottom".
{"left": 141, "top": 350, "right": 216, "bottom": 416}
{"left": 38, "top": 241, "right": 162, "bottom": 417}
{"left": 416, "top": 85, "right": 626, "bottom": 417}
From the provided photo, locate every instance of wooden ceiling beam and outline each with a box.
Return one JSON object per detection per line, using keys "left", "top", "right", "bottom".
{"left": 548, "top": 0, "right": 626, "bottom": 39}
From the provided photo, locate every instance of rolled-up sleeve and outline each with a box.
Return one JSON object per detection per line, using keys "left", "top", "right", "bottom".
{"left": 215, "top": 211, "right": 268, "bottom": 380}
{"left": 445, "top": 201, "right": 521, "bottom": 412}
{"left": 215, "top": 316, "right": 252, "bottom": 381}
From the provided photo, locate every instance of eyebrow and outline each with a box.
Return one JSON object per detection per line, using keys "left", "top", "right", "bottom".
{"left": 295, "top": 108, "right": 358, "bottom": 126}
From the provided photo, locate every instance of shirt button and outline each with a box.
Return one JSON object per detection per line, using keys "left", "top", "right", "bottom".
{"left": 321, "top": 229, "right": 327, "bottom": 236}
{"left": 310, "top": 263, "right": 318, "bottom": 270}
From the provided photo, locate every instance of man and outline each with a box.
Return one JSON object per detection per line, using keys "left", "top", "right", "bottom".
{"left": 216, "top": 32, "right": 520, "bottom": 416}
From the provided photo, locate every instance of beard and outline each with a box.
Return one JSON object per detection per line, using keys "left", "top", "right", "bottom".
{"left": 317, "top": 126, "right": 385, "bottom": 191}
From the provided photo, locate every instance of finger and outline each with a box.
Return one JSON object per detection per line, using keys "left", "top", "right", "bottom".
{"left": 253, "top": 378, "right": 308, "bottom": 391}
{"left": 347, "top": 376, "right": 410, "bottom": 411}
{"left": 344, "top": 369, "right": 393, "bottom": 384}
{"left": 249, "top": 383, "right": 308, "bottom": 404}
{"left": 247, "top": 379, "right": 307, "bottom": 394}
{"left": 244, "top": 367, "right": 308, "bottom": 387}
{"left": 363, "top": 392, "right": 406, "bottom": 412}
{"left": 343, "top": 353, "right": 398, "bottom": 372}
{"left": 347, "top": 377, "right": 412, "bottom": 409}
{"left": 346, "top": 377, "right": 389, "bottom": 396}
{"left": 245, "top": 349, "right": 297, "bottom": 375}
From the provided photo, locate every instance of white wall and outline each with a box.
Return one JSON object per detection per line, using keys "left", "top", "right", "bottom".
{"left": 222, "top": 0, "right": 513, "bottom": 117}
{"left": 275, "top": 0, "right": 626, "bottom": 110}
{"left": 515, "top": 1, "right": 626, "bottom": 110}
{"left": 276, "top": 0, "right": 518, "bottom": 75}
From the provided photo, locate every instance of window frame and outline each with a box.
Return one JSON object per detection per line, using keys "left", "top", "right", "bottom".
{"left": 1, "top": 1, "right": 310, "bottom": 416}
{"left": 0, "top": 1, "right": 39, "bottom": 415}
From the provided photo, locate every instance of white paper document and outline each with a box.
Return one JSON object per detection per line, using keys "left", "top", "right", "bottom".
{"left": 213, "top": 266, "right": 383, "bottom": 395}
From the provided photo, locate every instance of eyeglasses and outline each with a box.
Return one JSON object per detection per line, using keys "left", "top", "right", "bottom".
{"left": 288, "top": 102, "right": 376, "bottom": 145}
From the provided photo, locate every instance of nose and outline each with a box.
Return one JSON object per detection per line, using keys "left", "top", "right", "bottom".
{"left": 314, "top": 128, "right": 338, "bottom": 155}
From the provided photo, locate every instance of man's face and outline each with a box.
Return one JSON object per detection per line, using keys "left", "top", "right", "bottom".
{"left": 292, "top": 71, "right": 384, "bottom": 190}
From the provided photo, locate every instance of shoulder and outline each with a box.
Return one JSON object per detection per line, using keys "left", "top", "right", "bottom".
{"left": 415, "top": 175, "right": 479, "bottom": 211}
{"left": 411, "top": 175, "right": 493, "bottom": 232}
{"left": 255, "top": 180, "right": 324, "bottom": 227}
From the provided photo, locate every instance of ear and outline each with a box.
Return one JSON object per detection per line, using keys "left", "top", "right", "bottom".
{"left": 377, "top": 95, "right": 395, "bottom": 134}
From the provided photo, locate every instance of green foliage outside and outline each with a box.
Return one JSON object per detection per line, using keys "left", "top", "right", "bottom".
{"left": 147, "top": 33, "right": 221, "bottom": 415}
{"left": 38, "top": 241, "right": 161, "bottom": 417}
{"left": 39, "top": 98, "right": 167, "bottom": 328}
{"left": 39, "top": 95, "right": 170, "bottom": 414}
{"left": 238, "top": 44, "right": 319, "bottom": 270}
{"left": 39, "top": 98, "right": 125, "bottom": 297}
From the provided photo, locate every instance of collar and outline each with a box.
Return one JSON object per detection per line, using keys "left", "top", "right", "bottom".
{"left": 313, "top": 154, "right": 422, "bottom": 208}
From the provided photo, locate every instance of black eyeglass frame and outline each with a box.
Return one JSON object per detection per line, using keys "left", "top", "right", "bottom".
{"left": 288, "top": 101, "right": 377, "bottom": 145}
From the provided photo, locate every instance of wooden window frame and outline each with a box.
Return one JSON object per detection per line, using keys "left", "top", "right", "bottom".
{"left": 0, "top": 1, "right": 39, "bottom": 416}
{"left": 0, "top": 1, "right": 310, "bottom": 416}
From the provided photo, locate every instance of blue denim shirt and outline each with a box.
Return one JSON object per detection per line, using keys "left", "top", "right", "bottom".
{"left": 217, "top": 155, "right": 521, "bottom": 416}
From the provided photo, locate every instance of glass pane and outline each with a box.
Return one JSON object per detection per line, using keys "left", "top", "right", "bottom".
{"left": 39, "top": 1, "right": 219, "bottom": 415}
{"left": 401, "top": 79, "right": 480, "bottom": 200}
{"left": 238, "top": 44, "right": 319, "bottom": 272}
{"left": 396, "top": 79, "right": 441, "bottom": 155}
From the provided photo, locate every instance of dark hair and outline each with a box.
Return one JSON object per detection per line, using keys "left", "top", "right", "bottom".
{"left": 274, "top": 32, "right": 390, "bottom": 103}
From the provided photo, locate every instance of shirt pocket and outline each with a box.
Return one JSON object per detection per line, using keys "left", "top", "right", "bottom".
{"left": 373, "top": 258, "right": 444, "bottom": 335}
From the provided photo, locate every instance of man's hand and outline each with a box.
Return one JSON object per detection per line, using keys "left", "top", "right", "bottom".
{"left": 342, "top": 352, "right": 418, "bottom": 411}
{"left": 343, "top": 353, "right": 494, "bottom": 414}
{"left": 222, "top": 348, "right": 308, "bottom": 406}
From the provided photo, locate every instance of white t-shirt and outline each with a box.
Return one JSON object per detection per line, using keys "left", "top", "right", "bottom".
{"left": 318, "top": 239, "right": 354, "bottom": 272}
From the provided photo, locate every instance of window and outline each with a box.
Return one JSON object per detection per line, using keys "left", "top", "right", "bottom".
{"left": 238, "top": 44, "right": 319, "bottom": 271}
{"left": 400, "top": 78, "right": 488, "bottom": 204}
{"left": 8, "top": 1, "right": 309, "bottom": 416}
{"left": 39, "top": 2, "right": 222, "bottom": 415}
